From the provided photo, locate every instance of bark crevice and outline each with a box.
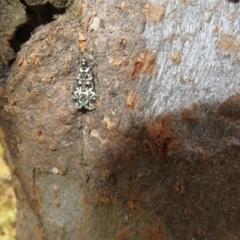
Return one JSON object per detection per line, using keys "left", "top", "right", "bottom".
{"left": 9, "top": 0, "right": 67, "bottom": 54}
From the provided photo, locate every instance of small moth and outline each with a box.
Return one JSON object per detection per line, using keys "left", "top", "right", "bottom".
{"left": 73, "top": 58, "right": 96, "bottom": 110}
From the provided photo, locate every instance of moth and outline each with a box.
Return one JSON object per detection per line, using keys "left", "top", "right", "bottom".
{"left": 73, "top": 57, "right": 96, "bottom": 110}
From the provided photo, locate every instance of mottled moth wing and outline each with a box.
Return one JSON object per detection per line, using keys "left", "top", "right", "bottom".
{"left": 73, "top": 58, "right": 96, "bottom": 110}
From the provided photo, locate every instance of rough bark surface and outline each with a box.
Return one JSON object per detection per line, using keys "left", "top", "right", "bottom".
{"left": 0, "top": 0, "right": 72, "bottom": 67}
{"left": 0, "top": 0, "right": 240, "bottom": 240}
{"left": 0, "top": 0, "right": 26, "bottom": 67}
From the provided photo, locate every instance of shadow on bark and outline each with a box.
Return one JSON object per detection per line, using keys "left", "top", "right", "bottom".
{"left": 1, "top": 80, "right": 240, "bottom": 239}
{"left": 97, "top": 103, "right": 240, "bottom": 240}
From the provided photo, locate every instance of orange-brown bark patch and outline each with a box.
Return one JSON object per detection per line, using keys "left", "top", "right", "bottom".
{"left": 114, "top": 228, "right": 134, "bottom": 240}
{"left": 31, "top": 184, "right": 44, "bottom": 216}
{"left": 31, "top": 198, "right": 42, "bottom": 213}
{"left": 143, "top": 3, "right": 165, "bottom": 24}
{"left": 37, "top": 226, "right": 45, "bottom": 240}
{"left": 0, "top": 129, "right": 6, "bottom": 145}
{"left": 141, "top": 226, "right": 165, "bottom": 240}
{"left": 115, "top": 225, "right": 165, "bottom": 240}
{"left": 171, "top": 50, "right": 181, "bottom": 64}
{"left": 128, "top": 198, "right": 140, "bottom": 210}
{"left": 214, "top": 26, "right": 220, "bottom": 34}
{"left": 126, "top": 90, "right": 139, "bottom": 109}
{"left": 181, "top": 108, "right": 199, "bottom": 122}
{"left": 102, "top": 114, "right": 119, "bottom": 130}
{"left": 131, "top": 52, "right": 157, "bottom": 81}
{"left": 173, "top": 181, "right": 185, "bottom": 194}
{"left": 78, "top": 33, "right": 87, "bottom": 53}
{"left": 217, "top": 94, "right": 240, "bottom": 123}
{"left": 180, "top": 0, "right": 193, "bottom": 3}
{"left": 144, "top": 115, "right": 180, "bottom": 156}
{"left": 217, "top": 34, "right": 240, "bottom": 55}
{"left": 98, "top": 189, "right": 110, "bottom": 203}
{"left": 0, "top": 87, "right": 4, "bottom": 97}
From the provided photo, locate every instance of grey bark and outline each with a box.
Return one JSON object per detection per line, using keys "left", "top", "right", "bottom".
{"left": 0, "top": 0, "right": 240, "bottom": 239}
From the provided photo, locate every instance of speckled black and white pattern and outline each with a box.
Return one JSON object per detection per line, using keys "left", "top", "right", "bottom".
{"left": 73, "top": 58, "right": 96, "bottom": 110}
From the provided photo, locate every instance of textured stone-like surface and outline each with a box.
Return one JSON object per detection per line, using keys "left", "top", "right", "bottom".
{"left": 0, "top": 0, "right": 26, "bottom": 66}
{"left": 0, "top": 0, "right": 240, "bottom": 239}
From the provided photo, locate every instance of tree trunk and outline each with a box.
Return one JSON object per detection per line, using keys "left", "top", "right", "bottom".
{"left": 1, "top": 0, "right": 240, "bottom": 239}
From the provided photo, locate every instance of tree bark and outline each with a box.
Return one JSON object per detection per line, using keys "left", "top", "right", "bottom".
{"left": 1, "top": 0, "right": 240, "bottom": 239}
